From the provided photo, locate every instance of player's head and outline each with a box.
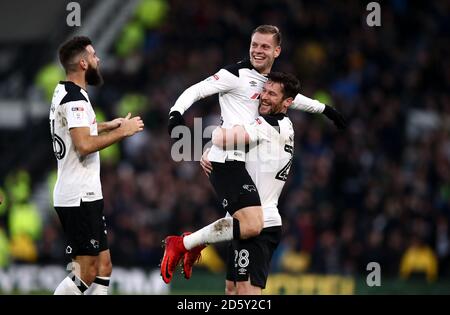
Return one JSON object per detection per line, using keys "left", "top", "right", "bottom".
{"left": 58, "top": 36, "right": 103, "bottom": 86}
{"left": 259, "top": 72, "right": 300, "bottom": 115}
{"left": 249, "top": 25, "right": 282, "bottom": 75}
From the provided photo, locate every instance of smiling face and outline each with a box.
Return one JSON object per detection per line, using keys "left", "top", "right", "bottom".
{"left": 249, "top": 32, "right": 281, "bottom": 75}
{"left": 259, "top": 80, "right": 291, "bottom": 115}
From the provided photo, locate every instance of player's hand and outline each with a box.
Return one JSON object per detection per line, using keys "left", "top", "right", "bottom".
{"left": 119, "top": 112, "right": 144, "bottom": 136}
{"left": 200, "top": 148, "right": 212, "bottom": 177}
{"left": 168, "top": 111, "right": 185, "bottom": 136}
{"left": 323, "top": 105, "right": 347, "bottom": 130}
{"left": 110, "top": 117, "right": 124, "bottom": 129}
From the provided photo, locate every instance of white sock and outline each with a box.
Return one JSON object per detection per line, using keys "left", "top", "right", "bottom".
{"left": 54, "top": 275, "right": 88, "bottom": 295}
{"left": 85, "top": 276, "right": 110, "bottom": 295}
{"left": 183, "top": 217, "right": 234, "bottom": 250}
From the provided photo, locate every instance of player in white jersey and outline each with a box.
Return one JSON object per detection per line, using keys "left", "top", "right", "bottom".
{"left": 211, "top": 71, "right": 297, "bottom": 294}
{"left": 50, "top": 36, "right": 144, "bottom": 295}
{"left": 161, "top": 25, "right": 346, "bottom": 284}
{"left": 163, "top": 72, "right": 299, "bottom": 294}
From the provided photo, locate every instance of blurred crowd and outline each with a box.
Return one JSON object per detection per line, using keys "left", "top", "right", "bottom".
{"left": 1, "top": 0, "right": 449, "bottom": 280}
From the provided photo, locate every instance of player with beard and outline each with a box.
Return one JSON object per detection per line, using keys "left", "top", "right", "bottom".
{"left": 49, "top": 36, "right": 144, "bottom": 295}
{"left": 162, "top": 25, "right": 346, "bottom": 285}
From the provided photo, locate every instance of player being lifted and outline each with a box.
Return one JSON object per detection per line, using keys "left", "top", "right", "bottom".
{"left": 161, "top": 25, "right": 346, "bottom": 285}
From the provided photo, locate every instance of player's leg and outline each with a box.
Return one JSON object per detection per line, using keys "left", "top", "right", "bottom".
{"left": 84, "top": 249, "right": 112, "bottom": 295}
{"left": 84, "top": 200, "right": 112, "bottom": 295}
{"left": 54, "top": 254, "right": 97, "bottom": 295}
{"left": 225, "top": 241, "right": 238, "bottom": 295}
{"left": 225, "top": 280, "right": 237, "bottom": 295}
{"left": 236, "top": 279, "right": 262, "bottom": 295}
{"left": 54, "top": 200, "right": 106, "bottom": 295}
{"left": 233, "top": 227, "right": 282, "bottom": 296}
{"left": 232, "top": 206, "right": 263, "bottom": 239}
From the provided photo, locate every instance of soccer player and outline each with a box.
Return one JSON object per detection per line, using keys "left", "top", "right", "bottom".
{"left": 162, "top": 25, "right": 346, "bottom": 284}
{"left": 167, "top": 72, "right": 298, "bottom": 294}
{"left": 50, "top": 36, "right": 144, "bottom": 295}
{"left": 214, "top": 72, "right": 298, "bottom": 294}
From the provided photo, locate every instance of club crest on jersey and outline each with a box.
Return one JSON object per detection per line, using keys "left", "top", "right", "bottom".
{"left": 242, "top": 184, "right": 256, "bottom": 192}
{"left": 213, "top": 74, "right": 220, "bottom": 80}
{"left": 249, "top": 80, "right": 257, "bottom": 87}
{"left": 90, "top": 239, "right": 99, "bottom": 249}
{"left": 255, "top": 118, "right": 262, "bottom": 125}
{"left": 222, "top": 199, "right": 228, "bottom": 208}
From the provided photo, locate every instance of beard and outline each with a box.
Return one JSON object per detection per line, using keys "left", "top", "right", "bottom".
{"left": 85, "top": 64, "right": 103, "bottom": 86}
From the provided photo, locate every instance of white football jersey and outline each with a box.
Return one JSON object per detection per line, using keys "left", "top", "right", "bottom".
{"left": 171, "top": 59, "right": 266, "bottom": 162}
{"left": 170, "top": 59, "right": 324, "bottom": 163}
{"left": 49, "top": 81, "right": 103, "bottom": 207}
{"left": 244, "top": 113, "right": 294, "bottom": 227}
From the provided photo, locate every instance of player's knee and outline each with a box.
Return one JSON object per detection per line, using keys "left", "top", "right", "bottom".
{"left": 99, "top": 259, "right": 112, "bottom": 277}
{"left": 82, "top": 263, "right": 98, "bottom": 285}
{"left": 236, "top": 281, "right": 262, "bottom": 295}
{"left": 245, "top": 220, "right": 263, "bottom": 238}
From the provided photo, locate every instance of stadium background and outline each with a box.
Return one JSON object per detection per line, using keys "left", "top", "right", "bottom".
{"left": 0, "top": 0, "right": 449, "bottom": 294}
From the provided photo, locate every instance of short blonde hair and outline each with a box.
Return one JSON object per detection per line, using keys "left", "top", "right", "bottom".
{"left": 251, "top": 25, "right": 282, "bottom": 46}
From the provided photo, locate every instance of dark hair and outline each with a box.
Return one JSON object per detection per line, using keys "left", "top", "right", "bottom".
{"left": 267, "top": 72, "right": 301, "bottom": 99}
{"left": 58, "top": 36, "right": 92, "bottom": 73}
{"left": 251, "top": 25, "right": 282, "bottom": 46}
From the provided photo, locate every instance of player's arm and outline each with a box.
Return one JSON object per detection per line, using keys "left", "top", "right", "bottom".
{"left": 212, "top": 117, "right": 270, "bottom": 149}
{"left": 97, "top": 118, "right": 124, "bottom": 133}
{"left": 168, "top": 68, "right": 240, "bottom": 135}
{"left": 291, "top": 93, "right": 347, "bottom": 130}
{"left": 70, "top": 113, "right": 144, "bottom": 157}
{"left": 212, "top": 125, "right": 250, "bottom": 149}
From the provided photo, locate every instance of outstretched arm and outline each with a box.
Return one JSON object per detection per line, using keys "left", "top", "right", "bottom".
{"left": 291, "top": 93, "right": 347, "bottom": 130}
{"left": 168, "top": 69, "right": 240, "bottom": 135}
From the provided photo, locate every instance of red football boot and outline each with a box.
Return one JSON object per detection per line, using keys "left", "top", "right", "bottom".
{"left": 160, "top": 235, "right": 187, "bottom": 284}
{"left": 181, "top": 232, "right": 206, "bottom": 280}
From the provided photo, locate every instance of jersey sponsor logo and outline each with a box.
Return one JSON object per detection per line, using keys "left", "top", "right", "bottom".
{"left": 233, "top": 152, "right": 243, "bottom": 157}
{"left": 249, "top": 80, "right": 257, "bottom": 87}
{"left": 250, "top": 93, "right": 260, "bottom": 100}
{"left": 71, "top": 106, "right": 84, "bottom": 111}
{"left": 242, "top": 184, "right": 256, "bottom": 192}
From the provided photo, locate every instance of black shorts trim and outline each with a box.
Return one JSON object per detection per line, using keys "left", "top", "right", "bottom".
{"left": 55, "top": 199, "right": 109, "bottom": 258}
{"left": 209, "top": 161, "right": 261, "bottom": 215}
{"left": 226, "top": 226, "right": 282, "bottom": 289}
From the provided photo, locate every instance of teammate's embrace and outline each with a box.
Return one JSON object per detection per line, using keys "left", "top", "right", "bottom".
{"left": 162, "top": 25, "right": 346, "bottom": 286}
{"left": 213, "top": 72, "right": 298, "bottom": 294}
{"left": 50, "top": 36, "right": 144, "bottom": 295}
